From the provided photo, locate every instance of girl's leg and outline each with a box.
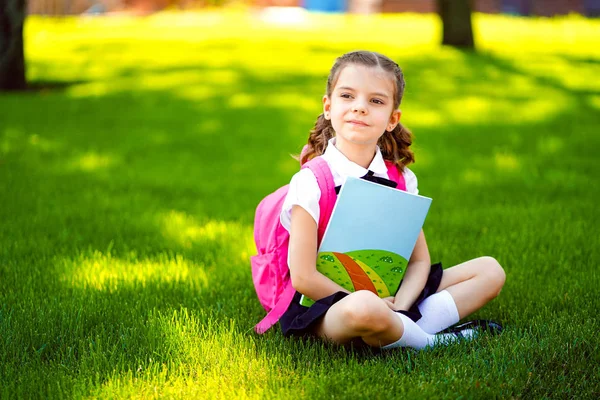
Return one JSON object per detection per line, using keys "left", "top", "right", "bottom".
{"left": 310, "top": 257, "right": 505, "bottom": 347}
{"left": 436, "top": 256, "right": 506, "bottom": 319}
{"left": 312, "top": 290, "right": 473, "bottom": 349}
{"left": 312, "top": 290, "right": 404, "bottom": 347}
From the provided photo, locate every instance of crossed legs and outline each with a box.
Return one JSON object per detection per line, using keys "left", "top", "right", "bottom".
{"left": 313, "top": 256, "right": 506, "bottom": 347}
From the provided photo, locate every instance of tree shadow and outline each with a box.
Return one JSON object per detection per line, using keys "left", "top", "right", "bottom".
{"left": 25, "top": 79, "right": 89, "bottom": 93}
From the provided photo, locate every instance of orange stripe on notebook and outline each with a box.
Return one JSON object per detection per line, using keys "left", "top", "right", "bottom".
{"left": 333, "top": 252, "right": 378, "bottom": 295}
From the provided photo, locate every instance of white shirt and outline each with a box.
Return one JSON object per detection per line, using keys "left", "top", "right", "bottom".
{"left": 280, "top": 138, "right": 419, "bottom": 232}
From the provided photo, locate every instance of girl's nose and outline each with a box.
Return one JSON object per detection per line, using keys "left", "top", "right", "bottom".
{"left": 352, "top": 101, "right": 367, "bottom": 114}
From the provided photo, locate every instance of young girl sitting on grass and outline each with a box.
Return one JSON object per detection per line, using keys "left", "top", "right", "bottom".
{"left": 278, "top": 50, "right": 506, "bottom": 350}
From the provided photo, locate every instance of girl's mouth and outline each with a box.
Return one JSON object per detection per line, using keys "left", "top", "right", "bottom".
{"left": 347, "top": 120, "right": 369, "bottom": 126}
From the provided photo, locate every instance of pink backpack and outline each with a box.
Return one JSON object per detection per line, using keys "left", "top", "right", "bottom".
{"left": 251, "top": 153, "right": 406, "bottom": 334}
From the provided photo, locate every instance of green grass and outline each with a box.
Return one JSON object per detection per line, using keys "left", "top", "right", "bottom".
{"left": 1, "top": 9, "right": 599, "bottom": 398}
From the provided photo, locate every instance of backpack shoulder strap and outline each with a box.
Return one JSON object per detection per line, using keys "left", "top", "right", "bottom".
{"left": 302, "top": 157, "right": 336, "bottom": 243}
{"left": 254, "top": 283, "right": 297, "bottom": 334}
{"left": 384, "top": 160, "right": 407, "bottom": 192}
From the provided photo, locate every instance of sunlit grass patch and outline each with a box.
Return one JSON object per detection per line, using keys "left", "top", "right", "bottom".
{"left": 494, "top": 152, "right": 520, "bottom": 172}
{"left": 67, "top": 151, "right": 120, "bottom": 172}
{"left": 536, "top": 136, "right": 564, "bottom": 155}
{"left": 589, "top": 94, "right": 600, "bottom": 110}
{"left": 461, "top": 169, "right": 485, "bottom": 184}
{"left": 83, "top": 317, "right": 301, "bottom": 399}
{"left": 475, "top": 13, "right": 600, "bottom": 56}
{"left": 158, "top": 211, "right": 255, "bottom": 263}
{"left": 57, "top": 251, "right": 209, "bottom": 292}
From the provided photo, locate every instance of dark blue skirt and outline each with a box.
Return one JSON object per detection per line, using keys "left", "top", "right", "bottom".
{"left": 279, "top": 262, "right": 444, "bottom": 337}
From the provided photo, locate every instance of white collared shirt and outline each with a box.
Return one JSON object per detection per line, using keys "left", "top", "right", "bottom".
{"left": 280, "top": 138, "right": 419, "bottom": 232}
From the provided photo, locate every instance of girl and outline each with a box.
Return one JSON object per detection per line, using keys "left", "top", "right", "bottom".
{"left": 278, "top": 51, "right": 506, "bottom": 350}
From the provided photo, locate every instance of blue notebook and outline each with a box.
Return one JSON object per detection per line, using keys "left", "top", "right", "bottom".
{"left": 300, "top": 176, "right": 432, "bottom": 307}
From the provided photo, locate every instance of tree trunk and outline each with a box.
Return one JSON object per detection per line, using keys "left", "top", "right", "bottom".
{"left": 0, "top": 0, "right": 27, "bottom": 91}
{"left": 437, "top": 0, "right": 475, "bottom": 49}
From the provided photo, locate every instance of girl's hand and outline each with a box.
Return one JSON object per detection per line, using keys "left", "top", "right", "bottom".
{"left": 382, "top": 296, "right": 397, "bottom": 311}
{"left": 392, "top": 299, "right": 410, "bottom": 312}
{"left": 392, "top": 230, "right": 431, "bottom": 313}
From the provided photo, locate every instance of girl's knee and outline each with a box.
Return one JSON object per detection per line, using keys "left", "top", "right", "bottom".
{"left": 341, "top": 291, "right": 392, "bottom": 333}
{"left": 479, "top": 256, "right": 506, "bottom": 296}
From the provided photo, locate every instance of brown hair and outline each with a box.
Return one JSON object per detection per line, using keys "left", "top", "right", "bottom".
{"left": 300, "top": 51, "right": 414, "bottom": 169}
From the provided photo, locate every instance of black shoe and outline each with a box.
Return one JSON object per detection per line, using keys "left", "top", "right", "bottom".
{"left": 441, "top": 320, "right": 503, "bottom": 336}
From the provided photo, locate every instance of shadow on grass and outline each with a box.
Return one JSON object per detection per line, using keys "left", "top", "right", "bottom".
{"left": 25, "top": 80, "right": 89, "bottom": 93}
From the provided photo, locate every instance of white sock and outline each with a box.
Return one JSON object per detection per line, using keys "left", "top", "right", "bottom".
{"left": 381, "top": 313, "right": 476, "bottom": 350}
{"left": 416, "top": 290, "right": 460, "bottom": 334}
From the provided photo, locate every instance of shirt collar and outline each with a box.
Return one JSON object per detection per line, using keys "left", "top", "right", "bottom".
{"left": 324, "top": 138, "right": 388, "bottom": 178}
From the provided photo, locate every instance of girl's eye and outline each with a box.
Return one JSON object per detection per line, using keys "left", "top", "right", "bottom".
{"left": 339, "top": 93, "right": 383, "bottom": 104}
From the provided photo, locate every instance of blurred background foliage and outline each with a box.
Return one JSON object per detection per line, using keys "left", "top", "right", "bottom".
{"left": 24, "top": 0, "right": 600, "bottom": 17}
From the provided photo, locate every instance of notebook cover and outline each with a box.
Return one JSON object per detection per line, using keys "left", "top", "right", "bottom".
{"left": 299, "top": 176, "right": 432, "bottom": 307}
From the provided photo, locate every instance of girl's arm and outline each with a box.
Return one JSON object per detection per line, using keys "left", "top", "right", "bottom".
{"left": 288, "top": 205, "right": 350, "bottom": 300}
{"left": 393, "top": 230, "right": 431, "bottom": 311}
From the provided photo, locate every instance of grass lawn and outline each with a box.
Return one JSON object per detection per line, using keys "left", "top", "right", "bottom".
{"left": 1, "top": 9, "right": 599, "bottom": 398}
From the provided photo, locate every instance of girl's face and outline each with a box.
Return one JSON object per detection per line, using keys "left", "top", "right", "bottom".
{"left": 323, "top": 64, "right": 400, "bottom": 150}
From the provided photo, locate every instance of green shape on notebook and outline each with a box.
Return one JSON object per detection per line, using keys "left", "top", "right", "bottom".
{"left": 347, "top": 249, "right": 408, "bottom": 296}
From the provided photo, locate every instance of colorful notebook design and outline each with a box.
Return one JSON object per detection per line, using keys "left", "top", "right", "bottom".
{"left": 300, "top": 176, "right": 432, "bottom": 307}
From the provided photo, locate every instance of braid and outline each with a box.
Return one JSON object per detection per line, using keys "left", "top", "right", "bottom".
{"left": 378, "top": 122, "right": 415, "bottom": 169}
{"left": 300, "top": 113, "right": 335, "bottom": 165}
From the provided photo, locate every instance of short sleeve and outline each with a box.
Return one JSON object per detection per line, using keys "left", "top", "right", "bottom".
{"left": 280, "top": 168, "right": 321, "bottom": 232}
{"left": 403, "top": 167, "right": 419, "bottom": 195}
